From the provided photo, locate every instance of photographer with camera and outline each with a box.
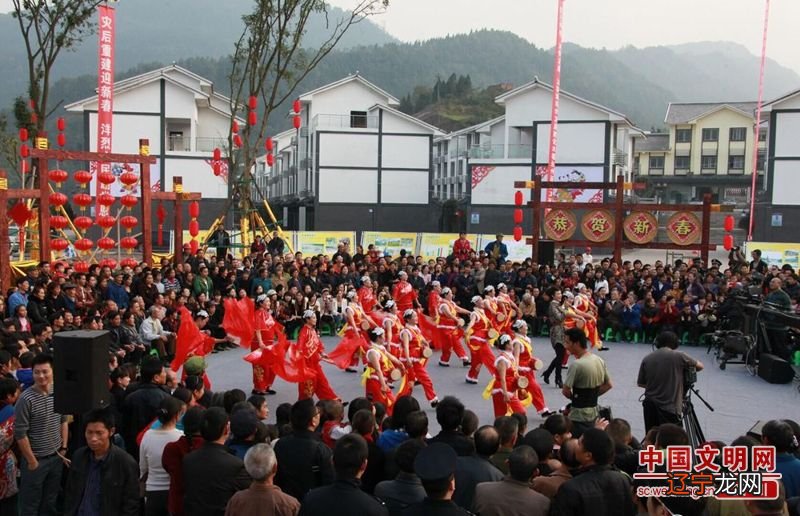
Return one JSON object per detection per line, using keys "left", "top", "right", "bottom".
{"left": 637, "top": 331, "right": 703, "bottom": 432}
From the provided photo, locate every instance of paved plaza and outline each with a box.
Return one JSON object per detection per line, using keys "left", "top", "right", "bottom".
{"left": 207, "top": 336, "right": 800, "bottom": 444}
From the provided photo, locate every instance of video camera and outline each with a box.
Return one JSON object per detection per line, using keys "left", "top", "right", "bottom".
{"left": 683, "top": 365, "right": 697, "bottom": 392}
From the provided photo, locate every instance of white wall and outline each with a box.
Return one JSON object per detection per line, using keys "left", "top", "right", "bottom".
{"left": 380, "top": 110, "right": 432, "bottom": 133}
{"left": 772, "top": 160, "right": 800, "bottom": 205}
{"left": 89, "top": 113, "right": 161, "bottom": 155}
{"left": 504, "top": 87, "right": 609, "bottom": 128}
{"left": 111, "top": 81, "right": 161, "bottom": 113}
{"left": 318, "top": 168, "right": 378, "bottom": 203}
{"left": 309, "top": 80, "right": 389, "bottom": 121}
{"left": 535, "top": 122, "right": 606, "bottom": 163}
{"left": 164, "top": 157, "right": 228, "bottom": 199}
{"left": 382, "top": 135, "right": 430, "bottom": 169}
{"left": 381, "top": 170, "right": 428, "bottom": 204}
{"left": 490, "top": 121, "right": 506, "bottom": 144}
{"left": 774, "top": 112, "right": 800, "bottom": 157}
{"left": 164, "top": 81, "right": 197, "bottom": 120}
{"left": 195, "top": 109, "right": 230, "bottom": 140}
{"left": 319, "top": 133, "right": 378, "bottom": 168}
{"left": 471, "top": 165, "right": 532, "bottom": 205}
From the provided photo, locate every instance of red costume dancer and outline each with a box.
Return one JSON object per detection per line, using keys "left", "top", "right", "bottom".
{"left": 380, "top": 300, "right": 404, "bottom": 358}
{"left": 425, "top": 281, "right": 442, "bottom": 349}
{"left": 358, "top": 276, "right": 378, "bottom": 313}
{"left": 251, "top": 295, "right": 279, "bottom": 395}
{"left": 511, "top": 320, "right": 553, "bottom": 417}
{"left": 574, "top": 287, "right": 602, "bottom": 349}
{"left": 436, "top": 288, "right": 469, "bottom": 366}
{"left": 364, "top": 328, "right": 404, "bottom": 415}
{"left": 397, "top": 310, "right": 439, "bottom": 407}
{"left": 486, "top": 335, "right": 526, "bottom": 418}
{"left": 392, "top": 271, "right": 417, "bottom": 312}
{"left": 296, "top": 311, "right": 339, "bottom": 401}
{"left": 496, "top": 283, "right": 520, "bottom": 335}
{"left": 482, "top": 286, "right": 503, "bottom": 332}
{"left": 330, "top": 291, "right": 373, "bottom": 372}
{"left": 465, "top": 296, "right": 498, "bottom": 384}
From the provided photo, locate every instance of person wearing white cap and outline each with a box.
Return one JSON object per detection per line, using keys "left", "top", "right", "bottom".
{"left": 511, "top": 319, "right": 555, "bottom": 417}
{"left": 392, "top": 270, "right": 418, "bottom": 313}
{"left": 490, "top": 334, "right": 526, "bottom": 418}
{"left": 424, "top": 281, "right": 444, "bottom": 351}
{"left": 357, "top": 276, "right": 377, "bottom": 313}
{"left": 464, "top": 296, "right": 498, "bottom": 384}
{"left": 496, "top": 283, "right": 521, "bottom": 333}
{"left": 379, "top": 300, "right": 403, "bottom": 358}
{"left": 296, "top": 310, "right": 339, "bottom": 402}
{"left": 398, "top": 310, "right": 439, "bottom": 407}
{"left": 364, "top": 327, "right": 405, "bottom": 414}
{"left": 436, "top": 287, "right": 470, "bottom": 367}
{"left": 250, "top": 294, "right": 279, "bottom": 396}
{"left": 334, "top": 290, "right": 373, "bottom": 373}
{"left": 573, "top": 285, "right": 604, "bottom": 350}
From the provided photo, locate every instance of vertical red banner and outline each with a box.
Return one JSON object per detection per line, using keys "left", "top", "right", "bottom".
{"left": 95, "top": 5, "right": 115, "bottom": 216}
{"left": 545, "top": 0, "right": 565, "bottom": 203}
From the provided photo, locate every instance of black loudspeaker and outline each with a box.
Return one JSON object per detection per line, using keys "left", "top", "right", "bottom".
{"left": 53, "top": 330, "right": 111, "bottom": 414}
{"left": 537, "top": 240, "right": 555, "bottom": 266}
{"left": 757, "top": 353, "right": 794, "bottom": 384}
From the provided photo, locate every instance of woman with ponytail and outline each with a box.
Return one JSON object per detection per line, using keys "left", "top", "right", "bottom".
{"left": 139, "top": 396, "right": 185, "bottom": 516}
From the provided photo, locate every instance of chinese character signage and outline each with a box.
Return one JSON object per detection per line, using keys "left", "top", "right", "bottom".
{"left": 667, "top": 211, "right": 701, "bottom": 246}
{"left": 543, "top": 209, "right": 577, "bottom": 241}
{"left": 624, "top": 211, "right": 658, "bottom": 244}
{"left": 581, "top": 209, "right": 614, "bottom": 242}
{"left": 95, "top": 5, "right": 115, "bottom": 216}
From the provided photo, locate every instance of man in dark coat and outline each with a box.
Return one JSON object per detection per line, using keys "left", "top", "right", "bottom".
{"left": 427, "top": 396, "right": 475, "bottom": 457}
{"left": 401, "top": 443, "right": 472, "bottom": 516}
{"left": 299, "top": 434, "right": 388, "bottom": 516}
{"left": 452, "top": 426, "right": 503, "bottom": 510}
{"left": 63, "top": 408, "right": 140, "bottom": 516}
{"left": 183, "top": 407, "right": 251, "bottom": 516}
{"left": 121, "top": 357, "right": 168, "bottom": 457}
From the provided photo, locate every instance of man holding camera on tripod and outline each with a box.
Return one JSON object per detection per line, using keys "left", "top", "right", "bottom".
{"left": 637, "top": 331, "right": 703, "bottom": 432}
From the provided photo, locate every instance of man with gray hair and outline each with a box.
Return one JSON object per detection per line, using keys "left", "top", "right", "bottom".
{"left": 139, "top": 305, "right": 174, "bottom": 360}
{"left": 225, "top": 444, "right": 300, "bottom": 516}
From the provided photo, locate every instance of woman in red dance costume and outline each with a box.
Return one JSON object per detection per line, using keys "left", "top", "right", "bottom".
{"left": 397, "top": 309, "right": 439, "bottom": 408}
{"left": 464, "top": 295, "right": 498, "bottom": 384}
{"left": 336, "top": 290, "right": 374, "bottom": 372}
{"left": 364, "top": 327, "right": 405, "bottom": 415}
{"left": 436, "top": 288, "right": 470, "bottom": 367}
{"left": 251, "top": 294, "right": 279, "bottom": 395}
{"left": 574, "top": 283, "right": 603, "bottom": 350}
{"left": 296, "top": 310, "right": 339, "bottom": 402}
{"left": 510, "top": 319, "right": 555, "bottom": 417}
{"left": 486, "top": 334, "right": 525, "bottom": 418}
{"left": 496, "top": 283, "right": 521, "bottom": 335}
{"left": 482, "top": 285, "right": 501, "bottom": 331}
{"left": 380, "top": 300, "right": 404, "bottom": 359}
{"left": 358, "top": 276, "right": 378, "bottom": 313}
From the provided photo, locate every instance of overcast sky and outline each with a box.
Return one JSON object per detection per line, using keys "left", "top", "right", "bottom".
{"left": 333, "top": 0, "right": 800, "bottom": 76}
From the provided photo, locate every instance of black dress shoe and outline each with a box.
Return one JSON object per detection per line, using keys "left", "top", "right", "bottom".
{"left": 251, "top": 389, "right": 267, "bottom": 395}
{"left": 542, "top": 373, "right": 550, "bottom": 385}
{"left": 266, "top": 389, "right": 277, "bottom": 395}
{"left": 555, "top": 379, "right": 563, "bottom": 388}
{"left": 599, "top": 346, "right": 610, "bottom": 351}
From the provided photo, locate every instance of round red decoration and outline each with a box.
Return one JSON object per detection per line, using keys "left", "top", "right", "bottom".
{"left": 100, "top": 258, "right": 117, "bottom": 270}
{"left": 189, "top": 220, "right": 200, "bottom": 237}
{"left": 120, "top": 258, "right": 139, "bottom": 269}
{"left": 96, "top": 215, "right": 115, "bottom": 229}
{"left": 248, "top": 96, "right": 257, "bottom": 110}
{"left": 49, "top": 192, "right": 67, "bottom": 207}
{"left": 513, "top": 226, "right": 523, "bottom": 242}
{"left": 723, "top": 234, "right": 734, "bottom": 251}
{"left": 213, "top": 148, "right": 221, "bottom": 161}
{"left": 98, "top": 193, "right": 115, "bottom": 207}
{"left": 121, "top": 237, "right": 138, "bottom": 253}
{"left": 293, "top": 99, "right": 301, "bottom": 114}
{"left": 74, "top": 238, "right": 94, "bottom": 252}
{"left": 73, "top": 261, "right": 90, "bottom": 273}
{"left": 48, "top": 169, "right": 68, "bottom": 186}
{"left": 623, "top": 212, "right": 658, "bottom": 244}
{"left": 213, "top": 162, "right": 221, "bottom": 176}
{"left": 121, "top": 195, "right": 138, "bottom": 209}
{"left": 73, "top": 216, "right": 93, "bottom": 231}
{"left": 120, "top": 171, "right": 138, "bottom": 186}
{"left": 580, "top": 209, "right": 615, "bottom": 243}
{"left": 514, "top": 191, "right": 524, "bottom": 206}
{"left": 57, "top": 117, "right": 66, "bottom": 131}
{"left": 232, "top": 121, "right": 239, "bottom": 134}
{"left": 20, "top": 144, "right": 29, "bottom": 158}
{"left": 293, "top": 115, "right": 301, "bottom": 129}
{"left": 266, "top": 154, "right": 274, "bottom": 167}
{"left": 189, "top": 201, "right": 200, "bottom": 219}
{"left": 57, "top": 133, "right": 66, "bottom": 147}
{"left": 51, "top": 239, "right": 69, "bottom": 252}
{"left": 120, "top": 215, "right": 138, "bottom": 231}
{"left": 265, "top": 137, "right": 273, "bottom": 152}
{"left": 98, "top": 170, "right": 115, "bottom": 185}
{"left": 19, "top": 128, "right": 28, "bottom": 142}
{"left": 724, "top": 215, "right": 734, "bottom": 232}
{"left": 190, "top": 240, "right": 199, "bottom": 254}
{"left": 29, "top": 113, "right": 37, "bottom": 124}
{"left": 666, "top": 212, "right": 702, "bottom": 246}
{"left": 513, "top": 209, "right": 523, "bottom": 225}
{"left": 8, "top": 203, "right": 31, "bottom": 226}
{"left": 98, "top": 237, "right": 116, "bottom": 250}
{"left": 50, "top": 215, "right": 68, "bottom": 230}
{"left": 74, "top": 170, "right": 92, "bottom": 186}
{"left": 248, "top": 111, "right": 257, "bottom": 126}
{"left": 543, "top": 209, "right": 577, "bottom": 241}
{"left": 233, "top": 134, "right": 243, "bottom": 148}
{"left": 73, "top": 193, "right": 92, "bottom": 209}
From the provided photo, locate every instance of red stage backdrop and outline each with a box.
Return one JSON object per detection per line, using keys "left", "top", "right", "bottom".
{"left": 95, "top": 5, "right": 115, "bottom": 216}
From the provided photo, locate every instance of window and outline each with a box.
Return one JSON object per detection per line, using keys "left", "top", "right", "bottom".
{"left": 728, "top": 155, "right": 745, "bottom": 170}
{"left": 350, "top": 111, "right": 368, "bottom": 128}
{"left": 758, "top": 127, "right": 768, "bottom": 142}
{"left": 675, "top": 155, "right": 690, "bottom": 170}
{"left": 649, "top": 156, "right": 665, "bottom": 169}
{"left": 701, "top": 155, "right": 717, "bottom": 170}
{"left": 729, "top": 127, "right": 747, "bottom": 142}
{"left": 702, "top": 128, "right": 719, "bottom": 142}
{"left": 757, "top": 150, "right": 766, "bottom": 171}
{"left": 675, "top": 129, "right": 692, "bottom": 143}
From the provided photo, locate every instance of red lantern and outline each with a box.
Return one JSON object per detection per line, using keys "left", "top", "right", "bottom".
{"left": 98, "top": 237, "right": 116, "bottom": 250}
{"left": 723, "top": 234, "right": 734, "bottom": 251}
{"left": 513, "top": 226, "right": 523, "bottom": 242}
{"left": 513, "top": 209, "right": 523, "bottom": 225}
{"left": 50, "top": 215, "right": 69, "bottom": 230}
{"left": 20, "top": 160, "right": 28, "bottom": 175}
{"left": 57, "top": 117, "right": 65, "bottom": 131}
{"left": 724, "top": 215, "right": 734, "bottom": 232}
{"left": 29, "top": 113, "right": 37, "bottom": 124}
{"left": 265, "top": 137, "right": 273, "bottom": 152}
{"left": 74, "top": 238, "right": 94, "bottom": 253}
{"left": 57, "top": 133, "right": 66, "bottom": 147}
{"left": 73, "top": 216, "right": 93, "bottom": 231}
{"left": 233, "top": 134, "right": 243, "bottom": 148}
{"left": 100, "top": 258, "right": 117, "bottom": 270}
{"left": 120, "top": 258, "right": 139, "bottom": 269}
{"left": 266, "top": 154, "right": 274, "bottom": 167}
{"left": 49, "top": 192, "right": 67, "bottom": 207}
{"left": 50, "top": 238, "right": 69, "bottom": 252}
{"left": 48, "top": 169, "right": 68, "bottom": 186}
{"left": 515, "top": 191, "right": 524, "bottom": 206}
{"left": 74, "top": 170, "right": 92, "bottom": 186}
{"left": 73, "top": 261, "right": 90, "bottom": 273}
{"left": 248, "top": 111, "right": 257, "bottom": 126}
{"left": 73, "top": 193, "right": 93, "bottom": 210}
{"left": 293, "top": 115, "right": 301, "bottom": 129}
{"left": 248, "top": 95, "right": 257, "bottom": 110}
{"left": 232, "top": 121, "right": 239, "bottom": 134}
{"left": 18, "top": 128, "right": 28, "bottom": 141}
{"left": 120, "top": 171, "right": 138, "bottom": 186}
{"left": 98, "top": 193, "right": 115, "bottom": 207}
{"left": 293, "top": 99, "right": 301, "bottom": 114}
{"left": 121, "top": 236, "right": 138, "bottom": 253}
{"left": 20, "top": 144, "right": 29, "bottom": 158}
{"left": 120, "top": 215, "right": 138, "bottom": 232}
{"left": 98, "top": 170, "right": 115, "bottom": 185}
{"left": 120, "top": 195, "right": 138, "bottom": 209}
{"left": 190, "top": 239, "right": 199, "bottom": 255}
{"left": 189, "top": 201, "right": 200, "bottom": 219}
{"left": 96, "top": 215, "right": 115, "bottom": 229}
{"left": 213, "top": 148, "right": 221, "bottom": 161}
{"left": 189, "top": 220, "right": 200, "bottom": 237}
{"left": 8, "top": 203, "right": 31, "bottom": 226}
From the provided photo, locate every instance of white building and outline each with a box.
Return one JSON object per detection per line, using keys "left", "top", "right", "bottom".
{"left": 66, "top": 65, "right": 238, "bottom": 226}
{"left": 433, "top": 78, "right": 637, "bottom": 233}
{"left": 253, "top": 74, "right": 444, "bottom": 231}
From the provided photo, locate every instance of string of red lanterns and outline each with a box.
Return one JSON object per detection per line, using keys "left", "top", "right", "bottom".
{"left": 723, "top": 214, "right": 735, "bottom": 251}
{"left": 188, "top": 201, "right": 200, "bottom": 254}
{"left": 512, "top": 190, "right": 524, "bottom": 242}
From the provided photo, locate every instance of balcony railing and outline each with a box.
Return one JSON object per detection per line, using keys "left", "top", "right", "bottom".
{"left": 469, "top": 144, "right": 532, "bottom": 159}
{"left": 167, "top": 136, "right": 228, "bottom": 153}
{"left": 312, "top": 113, "right": 378, "bottom": 130}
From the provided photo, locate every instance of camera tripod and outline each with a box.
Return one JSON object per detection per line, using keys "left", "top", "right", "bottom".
{"left": 681, "top": 385, "right": 714, "bottom": 448}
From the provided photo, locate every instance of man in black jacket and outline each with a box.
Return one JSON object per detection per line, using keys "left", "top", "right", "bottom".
{"left": 452, "top": 426, "right": 503, "bottom": 510}
{"left": 183, "top": 407, "right": 251, "bottom": 516}
{"left": 299, "top": 434, "right": 388, "bottom": 516}
{"left": 121, "top": 356, "right": 168, "bottom": 457}
{"left": 63, "top": 408, "right": 140, "bottom": 516}
{"left": 427, "top": 396, "right": 475, "bottom": 457}
{"left": 274, "top": 399, "right": 335, "bottom": 501}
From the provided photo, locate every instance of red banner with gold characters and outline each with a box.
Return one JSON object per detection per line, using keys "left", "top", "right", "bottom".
{"left": 624, "top": 212, "right": 658, "bottom": 244}
{"left": 95, "top": 5, "right": 115, "bottom": 216}
{"left": 543, "top": 209, "right": 577, "bottom": 241}
{"left": 581, "top": 209, "right": 614, "bottom": 242}
{"left": 666, "top": 212, "right": 702, "bottom": 245}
